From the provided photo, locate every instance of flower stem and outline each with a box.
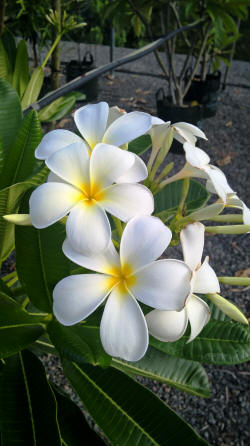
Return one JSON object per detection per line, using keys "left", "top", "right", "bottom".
{"left": 218, "top": 276, "right": 250, "bottom": 286}
{"left": 205, "top": 224, "right": 250, "bottom": 234}
{"left": 210, "top": 214, "right": 243, "bottom": 223}
{"left": 178, "top": 178, "right": 190, "bottom": 215}
{"left": 41, "top": 33, "right": 62, "bottom": 69}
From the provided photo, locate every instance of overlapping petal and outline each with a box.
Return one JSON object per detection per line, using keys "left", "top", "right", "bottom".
{"left": 106, "top": 105, "right": 126, "bottom": 128}
{"left": 186, "top": 295, "right": 210, "bottom": 343}
{"left": 146, "top": 308, "right": 188, "bottom": 342}
{"left": 35, "top": 129, "right": 83, "bottom": 160}
{"left": 103, "top": 111, "right": 152, "bottom": 147}
{"left": 120, "top": 215, "right": 172, "bottom": 271}
{"left": 173, "top": 123, "right": 207, "bottom": 145}
{"left": 74, "top": 102, "right": 109, "bottom": 149}
{"left": 53, "top": 274, "right": 111, "bottom": 325}
{"left": 180, "top": 222, "right": 205, "bottom": 270}
{"left": 193, "top": 256, "right": 220, "bottom": 294}
{"left": 183, "top": 142, "right": 210, "bottom": 168}
{"left": 115, "top": 154, "right": 148, "bottom": 183}
{"left": 100, "top": 288, "right": 148, "bottom": 361}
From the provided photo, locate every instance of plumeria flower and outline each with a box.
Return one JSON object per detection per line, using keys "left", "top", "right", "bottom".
{"left": 29, "top": 142, "right": 154, "bottom": 255}
{"left": 146, "top": 222, "right": 220, "bottom": 343}
{"left": 53, "top": 215, "right": 192, "bottom": 361}
{"left": 35, "top": 102, "right": 151, "bottom": 184}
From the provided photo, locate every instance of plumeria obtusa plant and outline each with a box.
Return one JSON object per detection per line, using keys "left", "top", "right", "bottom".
{"left": 0, "top": 88, "right": 249, "bottom": 445}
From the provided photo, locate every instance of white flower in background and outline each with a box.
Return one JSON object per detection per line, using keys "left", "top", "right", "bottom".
{"left": 53, "top": 216, "right": 192, "bottom": 361}
{"left": 29, "top": 142, "right": 153, "bottom": 255}
{"left": 146, "top": 222, "right": 220, "bottom": 343}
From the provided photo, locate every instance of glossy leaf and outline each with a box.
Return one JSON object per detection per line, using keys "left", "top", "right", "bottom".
{"left": 48, "top": 319, "right": 111, "bottom": 367}
{"left": 21, "top": 67, "right": 44, "bottom": 109}
{"left": 1, "top": 29, "right": 16, "bottom": 71}
{"left": 0, "top": 78, "right": 22, "bottom": 153}
{"left": 0, "top": 38, "right": 11, "bottom": 82}
{"left": 38, "top": 93, "right": 76, "bottom": 122}
{"left": 150, "top": 320, "right": 250, "bottom": 365}
{"left": 128, "top": 134, "right": 152, "bottom": 155}
{"left": 112, "top": 346, "right": 210, "bottom": 397}
{"left": 63, "top": 360, "right": 208, "bottom": 446}
{"left": 12, "top": 40, "right": 30, "bottom": 99}
{"left": 0, "top": 292, "right": 45, "bottom": 359}
{"left": 0, "top": 110, "right": 42, "bottom": 189}
{"left": 0, "top": 350, "right": 61, "bottom": 445}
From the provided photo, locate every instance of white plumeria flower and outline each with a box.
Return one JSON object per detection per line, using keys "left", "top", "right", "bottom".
{"left": 29, "top": 142, "right": 154, "bottom": 255}
{"left": 146, "top": 222, "right": 220, "bottom": 343}
{"left": 35, "top": 102, "right": 151, "bottom": 184}
{"left": 53, "top": 215, "right": 192, "bottom": 361}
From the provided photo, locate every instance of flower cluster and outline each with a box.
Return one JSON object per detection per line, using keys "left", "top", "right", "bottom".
{"left": 6, "top": 102, "right": 248, "bottom": 361}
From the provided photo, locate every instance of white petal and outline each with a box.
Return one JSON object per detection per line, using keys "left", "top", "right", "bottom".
{"left": 151, "top": 116, "right": 165, "bottom": 125}
{"left": 180, "top": 222, "right": 205, "bottom": 270}
{"left": 146, "top": 308, "right": 188, "bottom": 342}
{"left": 149, "top": 122, "right": 170, "bottom": 151}
{"left": 90, "top": 143, "right": 134, "bottom": 189}
{"left": 204, "top": 165, "right": 234, "bottom": 203}
{"left": 74, "top": 102, "right": 109, "bottom": 149}
{"left": 29, "top": 183, "right": 82, "bottom": 229}
{"left": 242, "top": 202, "right": 250, "bottom": 225}
{"left": 120, "top": 215, "right": 172, "bottom": 271}
{"left": 103, "top": 111, "right": 152, "bottom": 147}
{"left": 100, "top": 288, "right": 148, "bottom": 361}
{"left": 173, "top": 122, "right": 207, "bottom": 145}
{"left": 46, "top": 142, "right": 90, "bottom": 190}
{"left": 186, "top": 294, "right": 210, "bottom": 342}
{"left": 35, "top": 130, "right": 83, "bottom": 160}
{"left": 130, "top": 259, "right": 192, "bottom": 311}
{"left": 63, "top": 238, "right": 120, "bottom": 274}
{"left": 100, "top": 183, "right": 154, "bottom": 221}
{"left": 106, "top": 106, "right": 126, "bottom": 128}
{"left": 227, "top": 195, "right": 250, "bottom": 225}
{"left": 66, "top": 201, "right": 111, "bottom": 255}
{"left": 53, "top": 274, "right": 111, "bottom": 325}
{"left": 186, "top": 203, "right": 225, "bottom": 221}
{"left": 183, "top": 142, "right": 210, "bottom": 168}
{"left": 47, "top": 171, "right": 67, "bottom": 183}
{"left": 193, "top": 256, "right": 220, "bottom": 294}
{"left": 115, "top": 154, "right": 148, "bottom": 183}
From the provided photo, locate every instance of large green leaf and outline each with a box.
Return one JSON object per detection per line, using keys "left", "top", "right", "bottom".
{"left": 0, "top": 350, "right": 61, "bottom": 444}
{"left": 150, "top": 320, "right": 250, "bottom": 365}
{"left": 1, "top": 28, "right": 16, "bottom": 72}
{"left": 38, "top": 93, "right": 76, "bottom": 122}
{"left": 63, "top": 360, "right": 208, "bottom": 446}
{"left": 53, "top": 385, "right": 105, "bottom": 445}
{"left": 155, "top": 180, "right": 209, "bottom": 218}
{"left": 16, "top": 219, "right": 74, "bottom": 313}
{"left": 0, "top": 292, "right": 44, "bottom": 359}
{"left": 48, "top": 319, "right": 111, "bottom": 367}
{"left": 112, "top": 346, "right": 210, "bottom": 397}
{"left": 0, "top": 111, "right": 42, "bottom": 189}
{"left": 21, "top": 67, "right": 44, "bottom": 109}
{"left": 128, "top": 134, "right": 152, "bottom": 155}
{"left": 12, "top": 40, "right": 30, "bottom": 99}
{"left": 0, "top": 39, "right": 11, "bottom": 82}
{"left": 0, "top": 78, "right": 22, "bottom": 153}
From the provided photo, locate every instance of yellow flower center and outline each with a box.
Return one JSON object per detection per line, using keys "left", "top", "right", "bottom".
{"left": 78, "top": 182, "right": 105, "bottom": 205}
{"left": 106, "top": 263, "right": 136, "bottom": 294}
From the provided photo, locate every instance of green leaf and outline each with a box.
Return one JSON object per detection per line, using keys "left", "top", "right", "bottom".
{"left": 21, "top": 67, "right": 44, "bottom": 109}
{"left": 16, "top": 219, "right": 74, "bottom": 313}
{"left": 53, "top": 385, "right": 105, "bottom": 445}
{"left": 0, "top": 111, "right": 42, "bottom": 189}
{"left": 0, "top": 139, "right": 4, "bottom": 176}
{"left": 48, "top": 319, "right": 111, "bottom": 367}
{"left": 0, "top": 38, "right": 11, "bottom": 82}
{"left": 39, "top": 93, "right": 76, "bottom": 122}
{"left": 0, "top": 78, "right": 22, "bottom": 153}
{"left": 150, "top": 320, "right": 250, "bottom": 365}
{"left": 155, "top": 180, "right": 209, "bottom": 219}
{"left": 63, "top": 360, "right": 209, "bottom": 446}
{"left": 1, "top": 28, "right": 16, "bottom": 72}
{"left": 128, "top": 134, "right": 151, "bottom": 155}
{"left": 112, "top": 346, "right": 210, "bottom": 397}
{"left": 0, "top": 292, "right": 44, "bottom": 359}
{"left": 0, "top": 350, "right": 61, "bottom": 444}
{"left": 12, "top": 40, "right": 30, "bottom": 98}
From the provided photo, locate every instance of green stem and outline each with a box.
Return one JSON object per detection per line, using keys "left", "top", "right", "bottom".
{"left": 210, "top": 214, "right": 243, "bottom": 223}
{"left": 21, "top": 297, "right": 30, "bottom": 309}
{"left": 41, "top": 33, "right": 62, "bottom": 69}
{"left": 205, "top": 224, "right": 250, "bottom": 234}
{"left": 178, "top": 178, "right": 190, "bottom": 215}
{"left": 218, "top": 276, "right": 250, "bottom": 286}
{"left": 154, "top": 162, "right": 174, "bottom": 184}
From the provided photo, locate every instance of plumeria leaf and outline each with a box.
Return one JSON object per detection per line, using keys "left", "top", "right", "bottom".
{"left": 0, "top": 350, "right": 61, "bottom": 444}
{"left": 150, "top": 320, "right": 250, "bottom": 365}
{"left": 62, "top": 360, "right": 209, "bottom": 446}
{"left": 128, "top": 134, "right": 152, "bottom": 155}
{"left": 47, "top": 319, "right": 111, "bottom": 367}
{"left": 112, "top": 346, "right": 210, "bottom": 397}
{"left": 0, "top": 78, "right": 22, "bottom": 153}
{"left": 38, "top": 93, "right": 77, "bottom": 122}
{"left": 0, "top": 292, "right": 45, "bottom": 359}
{"left": 21, "top": 66, "right": 44, "bottom": 109}
{"left": 12, "top": 39, "right": 30, "bottom": 98}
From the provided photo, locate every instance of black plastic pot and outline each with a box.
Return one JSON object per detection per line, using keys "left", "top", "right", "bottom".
{"left": 65, "top": 52, "right": 98, "bottom": 101}
{"left": 184, "top": 70, "right": 221, "bottom": 119}
{"left": 156, "top": 89, "right": 203, "bottom": 154}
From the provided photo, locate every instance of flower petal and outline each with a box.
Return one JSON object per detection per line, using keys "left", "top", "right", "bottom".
{"left": 46, "top": 142, "right": 90, "bottom": 190}
{"left": 120, "top": 215, "right": 172, "bottom": 271}
{"left": 100, "top": 183, "right": 154, "bottom": 221}
{"left": 180, "top": 222, "right": 205, "bottom": 271}
{"left": 100, "top": 287, "right": 148, "bottom": 361}
{"left": 186, "top": 294, "right": 210, "bottom": 343}
{"left": 103, "top": 111, "right": 152, "bottom": 147}
{"left": 146, "top": 308, "right": 188, "bottom": 342}
{"left": 204, "top": 165, "right": 234, "bottom": 203}
{"left": 183, "top": 142, "right": 210, "bottom": 168}
{"left": 173, "top": 123, "right": 207, "bottom": 145}
{"left": 115, "top": 154, "right": 148, "bottom": 183}
{"left": 193, "top": 256, "right": 220, "bottom": 294}
{"left": 106, "top": 106, "right": 126, "bottom": 128}
{"left": 35, "top": 129, "right": 83, "bottom": 160}
{"left": 29, "top": 183, "right": 82, "bottom": 229}
{"left": 47, "top": 171, "right": 67, "bottom": 183}
{"left": 66, "top": 201, "right": 111, "bottom": 254}
{"left": 90, "top": 143, "right": 134, "bottom": 189}
{"left": 130, "top": 259, "right": 192, "bottom": 311}
{"left": 74, "top": 102, "right": 109, "bottom": 149}
{"left": 53, "top": 274, "right": 111, "bottom": 325}
{"left": 149, "top": 122, "right": 171, "bottom": 151}
{"left": 63, "top": 238, "right": 120, "bottom": 274}
{"left": 186, "top": 203, "right": 225, "bottom": 221}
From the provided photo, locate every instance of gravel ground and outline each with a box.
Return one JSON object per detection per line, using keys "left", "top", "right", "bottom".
{"left": 3, "top": 43, "right": 250, "bottom": 445}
